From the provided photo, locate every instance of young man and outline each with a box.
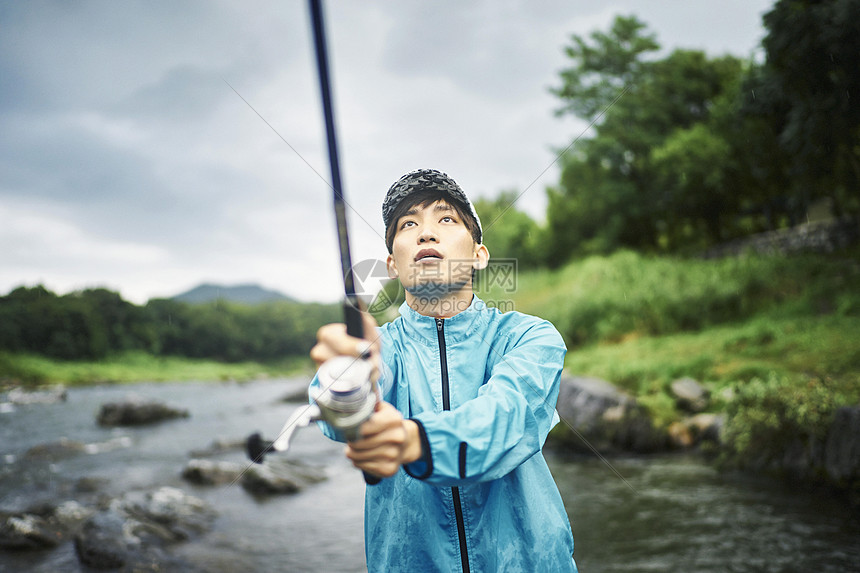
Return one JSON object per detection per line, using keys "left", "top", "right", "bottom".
{"left": 310, "top": 169, "right": 577, "bottom": 572}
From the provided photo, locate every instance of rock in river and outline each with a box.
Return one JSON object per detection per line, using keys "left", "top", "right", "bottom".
{"left": 5, "top": 385, "right": 68, "bottom": 405}
{"left": 74, "top": 486, "right": 216, "bottom": 569}
{"left": 0, "top": 501, "right": 92, "bottom": 551}
{"left": 181, "top": 459, "right": 245, "bottom": 486}
{"left": 22, "top": 438, "right": 87, "bottom": 461}
{"left": 241, "top": 458, "right": 327, "bottom": 496}
{"left": 97, "top": 396, "right": 189, "bottom": 427}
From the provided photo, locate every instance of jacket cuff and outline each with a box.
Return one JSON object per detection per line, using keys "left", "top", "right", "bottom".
{"left": 403, "top": 418, "right": 433, "bottom": 480}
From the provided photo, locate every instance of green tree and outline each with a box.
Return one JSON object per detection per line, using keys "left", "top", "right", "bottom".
{"left": 545, "top": 155, "right": 638, "bottom": 264}
{"left": 726, "top": 64, "right": 795, "bottom": 231}
{"left": 0, "top": 286, "right": 109, "bottom": 360}
{"left": 74, "top": 288, "right": 159, "bottom": 353}
{"left": 474, "top": 191, "right": 544, "bottom": 268}
{"left": 144, "top": 298, "right": 190, "bottom": 357}
{"left": 650, "top": 123, "right": 733, "bottom": 247}
{"left": 553, "top": 15, "right": 659, "bottom": 119}
{"left": 2, "top": 285, "right": 340, "bottom": 364}
{"left": 752, "top": 0, "right": 860, "bottom": 218}
{"left": 548, "top": 16, "right": 749, "bottom": 261}
{"left": 144, "top": 296, "right": 340, "bottom": 362}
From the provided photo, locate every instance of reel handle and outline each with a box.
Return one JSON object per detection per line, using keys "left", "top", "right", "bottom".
{"left": 246, "top": 432, "right": 272, "bottom": 464}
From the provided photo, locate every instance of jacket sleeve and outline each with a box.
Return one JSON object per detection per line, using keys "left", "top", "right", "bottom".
{"left": 404, "top": 319, "right": 566, "bottom": 486}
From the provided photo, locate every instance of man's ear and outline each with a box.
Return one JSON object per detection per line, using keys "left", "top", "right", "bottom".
{"left": 473, "top": 244, "right": 489, "bottom": 271}
{"left": 386, "top": 253, "right": 399, "bottom": 279}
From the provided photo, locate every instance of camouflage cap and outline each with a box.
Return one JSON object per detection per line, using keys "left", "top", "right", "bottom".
{"left": 382, "top": 168, "right": 482, "bottom": 244}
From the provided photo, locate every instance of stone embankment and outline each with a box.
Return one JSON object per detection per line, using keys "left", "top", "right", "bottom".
{"left": 754, "top": 406, "right": 860, "bottom": 505}
{"left": 703, "top": 217, "right": 858, "bottom": 258}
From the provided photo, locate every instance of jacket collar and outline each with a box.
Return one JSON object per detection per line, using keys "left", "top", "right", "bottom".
{"left": 397, "top": 295, "right": 490, "bottom": 346}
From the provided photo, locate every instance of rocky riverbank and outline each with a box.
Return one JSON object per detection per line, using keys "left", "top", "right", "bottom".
{"left": 551, "top": 375, "right": 722, "bottom": 454}
{"left": 1, "top": 388, "right": 327, "bottom": 570}
{"left": 550, "top": 374, "right": 860, "bottom": 505}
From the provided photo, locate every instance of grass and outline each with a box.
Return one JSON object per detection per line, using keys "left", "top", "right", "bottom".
{"left": 481, "top": 250, "right": 860, "bottom": 346}
{"left": 562, "top": 315, "right": 860, "bottom": 421}
{"left": 0, "top": 351, "right": 314, "bottom": 388}
{"left": 564, "top": 315, "right": 860, "bottom": 392}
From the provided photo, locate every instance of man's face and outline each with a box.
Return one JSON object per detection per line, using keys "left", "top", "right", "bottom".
{"left": 386, "top": 200, "right": 488, "bottom": 298}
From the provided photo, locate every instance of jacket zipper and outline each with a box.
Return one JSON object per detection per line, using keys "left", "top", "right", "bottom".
{"left": 436, "top": 318, "right": 470, "bottom": 573}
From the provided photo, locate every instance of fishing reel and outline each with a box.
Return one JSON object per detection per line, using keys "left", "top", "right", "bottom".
{"left": 247, "top": 355, "right": 377, "bottom": 464}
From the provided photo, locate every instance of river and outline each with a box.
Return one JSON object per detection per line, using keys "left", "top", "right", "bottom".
{"left": 1, "top": 378, "right": 858, "bottom": 572}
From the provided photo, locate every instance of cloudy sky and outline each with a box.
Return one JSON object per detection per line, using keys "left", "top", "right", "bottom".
{"left": 1, "top": 0, "right": 774, "bottom": 304}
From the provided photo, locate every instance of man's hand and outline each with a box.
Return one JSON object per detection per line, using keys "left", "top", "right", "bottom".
{"left": 312, "top": 312, "right": 419, "bottom": 477}
{"left": 345, "top": 401, "right": 422, "bottom": 478}
{"left": 310, "top": 311, "right": 381, "bottom": 378}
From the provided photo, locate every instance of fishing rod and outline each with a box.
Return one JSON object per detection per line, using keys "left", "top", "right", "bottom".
{"left": 246, "top": 0, "right": 380, "bottom": 485}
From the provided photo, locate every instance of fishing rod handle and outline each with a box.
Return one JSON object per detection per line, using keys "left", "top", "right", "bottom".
{"left": 344, "top": 299, "right": 364, "bottom": 339}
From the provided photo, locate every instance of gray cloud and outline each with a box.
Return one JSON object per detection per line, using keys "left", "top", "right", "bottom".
{"left": 0, "top": 0, "right": 774, "bottom": 303}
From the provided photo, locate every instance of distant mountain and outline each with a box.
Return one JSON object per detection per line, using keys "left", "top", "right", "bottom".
{"left": 172, "top": 283, "right": 296, "bottom": 305}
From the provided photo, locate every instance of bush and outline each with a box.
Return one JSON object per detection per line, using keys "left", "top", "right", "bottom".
{"left": 720, "top": 373, "right": 846, "bottom": 470}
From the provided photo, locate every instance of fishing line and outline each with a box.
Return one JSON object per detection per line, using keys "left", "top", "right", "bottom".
{"left": 220, "top": 76, "right": 384, "bottom": 244}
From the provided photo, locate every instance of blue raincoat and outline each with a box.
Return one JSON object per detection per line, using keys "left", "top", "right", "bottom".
{"left": 312, "top": 296, "right": 576, "bottom": 572}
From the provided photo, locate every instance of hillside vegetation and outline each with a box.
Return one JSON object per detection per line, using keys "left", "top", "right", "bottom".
{"left": 0, "top": 287, "right": 336, "bottom": 385}
{"left": 477, "top": 249, "right": 860, "bottom": 464}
